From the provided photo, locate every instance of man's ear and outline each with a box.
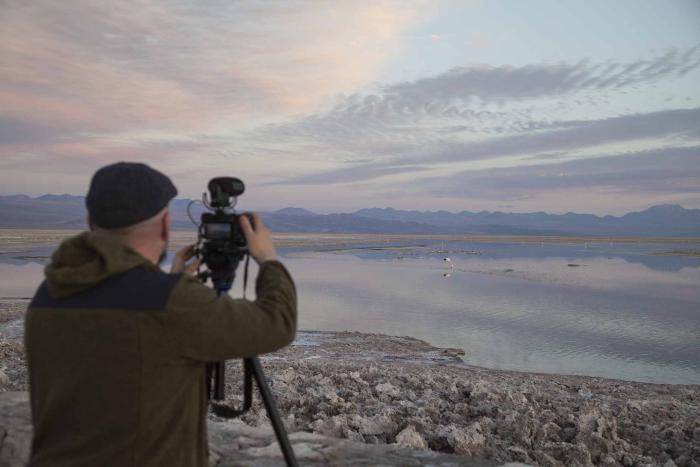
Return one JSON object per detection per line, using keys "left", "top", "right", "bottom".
{"left": 87, "top": 216, "right": 95, "bottom": 231}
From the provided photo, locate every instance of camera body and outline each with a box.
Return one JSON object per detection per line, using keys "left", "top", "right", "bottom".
{"left": 196, "top": 177, "right": 251, "bottom": 290}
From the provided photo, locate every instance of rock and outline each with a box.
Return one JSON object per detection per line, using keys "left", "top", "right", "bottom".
{"left": 312, "top": 415, "right": 347, "bottom": 438}
{"left": 375, "top": 382, "right": 400, "bottom": 398}
{"left": 507, "top": 446, "right": 530, "bottom": 463}
{"left": 0, "top": 392, "right": 32, "bottom": 467}
{"left": 0, "top": 392, "right": 500, "bottom": 466}
{"left": 395, "top": 425, "right": 428, "bottom": 450}
{"left": 0, "top": 367, "right": 9, "bottom": 386}
{"left": 343, "top": 428, "right": 364, "bottom": 443}
{"left": 541, "top": 422, "right": 561, "bottom": 442}
{"left": 288, "top": 431, "right": 326, "bottom": 443}
{"left": 447, "top": 422, "right": 486, "bottom": 456}
{"left": 352, "top": 414, "right": 397, "bottom": 436}
{"left": 275, "top": 367, "right": 297, "bottom": 387}
{"left": 3, "top": 326, "right": 700, "bottom": 467}
{"left": 323, "top": 390, "right": 344, "bottom": 407}
{"left": 565, "top": 442, "right": 593, "bottom": 467}
{"left": 245, "top": 440, "right": 325, "bottom": 461}
{"left": 471, "top": 380, "right": 496, "bottom": 400}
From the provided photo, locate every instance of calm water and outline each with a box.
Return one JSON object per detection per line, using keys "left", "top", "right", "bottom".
{"left": 2, "top": 240, "right": 699, "bottom": 384}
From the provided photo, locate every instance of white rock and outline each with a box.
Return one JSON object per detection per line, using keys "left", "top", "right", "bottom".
{"left": 447, "top": 422, "right": 485, "bottom": 456}
{"left": 312, "top": 415, "right": 347, "bottom": 438}
{"left": 471, "top": 379, "right": 495, "bottom": 399}
{"left": 578, "top": 387, "right": 593, "bottom": 400}
{"left": 395, "top": 425, "right": 428, "bottom": 450}
{"left": 375, "top": 382, "right": 400, "bottom": 398}
{"left": 354, "top": 415, "right": 397, "bottom": 436}
{"left": 288, "top": 431, "right": 327, "bottom": 442}
{"left": 278, "top": 367, "right": 297, "bottom": 384}
{"left": 244, "top": 441, "right": 324, "bottom": 460}
{"left": 324, "top": 390, "right": 344, "bottom": 405}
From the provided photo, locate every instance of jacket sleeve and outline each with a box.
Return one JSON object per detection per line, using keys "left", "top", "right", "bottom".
{"left": 165, "top": 260, "right": 297, "bottom": 361}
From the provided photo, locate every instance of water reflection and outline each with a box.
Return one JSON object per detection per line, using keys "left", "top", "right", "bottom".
{"left": 287, "top": 253, "right": 700, "bottom": 384}
{"left": 1, "top": 240, "right": 699, "bottom": 384}
{"left": 304, "top": 240, "right": 700, "bottom": 272}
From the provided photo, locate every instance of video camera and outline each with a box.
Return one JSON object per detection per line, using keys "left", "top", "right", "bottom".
{"left": 195, "top": 177, "right": 253, "bottom": 291}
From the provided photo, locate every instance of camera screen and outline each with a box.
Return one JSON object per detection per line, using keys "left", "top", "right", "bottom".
{"left": 205, "top": 222, "right": 231, "bottom": 239}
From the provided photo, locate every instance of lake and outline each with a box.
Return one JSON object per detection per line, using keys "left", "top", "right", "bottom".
{"left": 1, "top": 237, "right": 699, "bottom": 384}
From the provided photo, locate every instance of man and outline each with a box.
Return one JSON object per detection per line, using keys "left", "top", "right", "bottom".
{"left": 24, "top": 162, "right": 297, "bottom": 467}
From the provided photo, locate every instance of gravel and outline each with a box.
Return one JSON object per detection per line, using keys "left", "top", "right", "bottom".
{"left": 2, "top": 302, "right": 699, "bottom": 466}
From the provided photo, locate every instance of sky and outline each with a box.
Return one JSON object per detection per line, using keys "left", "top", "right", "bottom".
{"left": 1, "top": 0, "right": 699, "bottom": 215}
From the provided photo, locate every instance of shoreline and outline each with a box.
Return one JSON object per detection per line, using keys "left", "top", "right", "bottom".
{"left": 2, "top": 229, "right": 700, "bottom": 254}
{"left": 2, "top": 301, "right": 698, "bottom": 466}
{"left": 2, "top": 301, "right": 697, "bottom": 387}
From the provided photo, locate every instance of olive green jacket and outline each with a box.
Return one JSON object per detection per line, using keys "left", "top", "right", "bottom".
{"left": 25, "top": 232, "right": 297, "bottom": 467}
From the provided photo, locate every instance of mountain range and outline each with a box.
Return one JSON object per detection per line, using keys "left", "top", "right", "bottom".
{"left": 0, "top": 194, "right": 699, "bottom": 237}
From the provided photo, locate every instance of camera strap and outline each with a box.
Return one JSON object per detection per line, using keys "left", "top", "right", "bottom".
{"left": 242, "top": 254, "right": 250, "bottom": 298}
{"left": 209, "top": 359, "right": 254, "bottom": 418}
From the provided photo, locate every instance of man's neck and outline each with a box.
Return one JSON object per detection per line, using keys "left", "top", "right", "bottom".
{"left": 124, "top": 240, "right": 163, "bottom": 266}
{"left": 92, "top": 231, "right": 163, "bottom": 266}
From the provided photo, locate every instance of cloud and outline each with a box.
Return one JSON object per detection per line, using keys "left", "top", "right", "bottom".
{"left": 0, "top": 0, "right": 434, "bottom": 196}
{"left": 395, "top": 107, "right": 700, "bottom": 165}
{"left": 0, "top": 0, "right": 428, "bottom": 135}
{"left": 412, "top": 145, "right": 700, "bottom": 200}
{"left": 271, "top": 107, "right": 700, "bottom": 185}
{"left": 267, "top": 164, "right": 431, "bottom": 185}
{"left": 1, "top": 2, "right": 698, "bottom": 214}
{"left": 328, "top": 45, "right": 700, "bottom": 120}
{"left": 0, "top": 116, "right": 70, "bottom": 145}
{"left": 253, "top": 47, "right": 700, "bottom": 168}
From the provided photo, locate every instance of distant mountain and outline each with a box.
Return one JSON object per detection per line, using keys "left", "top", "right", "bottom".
{"left": 353, "top": 205, "right": 700, "bottom": 237}
{"left": 0, "top": 194, "right": 698, "bottom": 237}
{"left": 273, "top": 207, "right": 319, "bottom": 217}
{"left": 0, "top": 194, "right": 87, "bottom": 228}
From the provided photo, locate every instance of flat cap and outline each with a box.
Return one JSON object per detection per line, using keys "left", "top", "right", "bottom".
{"left": 86, "top": 162, "right": 178, "bottom": 229}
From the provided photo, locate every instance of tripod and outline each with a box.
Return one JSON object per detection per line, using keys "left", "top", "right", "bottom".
{"left": 204, "top": 280, "right": 298, "bottom": 467}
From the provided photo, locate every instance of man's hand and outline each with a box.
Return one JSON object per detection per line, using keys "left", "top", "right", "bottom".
{"left": 240, "top": 213, "right": 278, "bottom": 264}
{"left": 171, "top": 244, "right": 200, "bottom": 275}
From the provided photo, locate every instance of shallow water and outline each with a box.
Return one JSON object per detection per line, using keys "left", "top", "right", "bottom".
{"left": 2, "top": 239, "right": 699, "bottom": 384}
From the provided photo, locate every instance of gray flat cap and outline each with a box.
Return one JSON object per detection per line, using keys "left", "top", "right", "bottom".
{"left": 86, "top": 162, "right": 178, "bottom": 229}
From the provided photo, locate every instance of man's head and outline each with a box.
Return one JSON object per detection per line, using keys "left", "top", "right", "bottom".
{"left": 86, "top": 162, "right": 178, "bottom": 264}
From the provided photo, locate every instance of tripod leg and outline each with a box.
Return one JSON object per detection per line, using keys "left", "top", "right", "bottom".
{"left": 247, "top": 357, "right": 299, "bottom": 467}
{"left": 213, "top": 361, "right": 226, "bottom": 400}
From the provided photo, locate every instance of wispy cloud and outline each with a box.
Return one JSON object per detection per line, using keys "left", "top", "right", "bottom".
{"left": 271, "top": 107, "right": 700, "bottom": 185}
{"left": 379, "top": 46, "right": 700, "bottom": 107}
{"left": 265, "top": 46, "right": 700, "bottom": 141}
{"left": 0, "top": 1, "right": 428, "bottom": 135}
{"left": 411, "top": 145, "right": 700, "bottom": 200}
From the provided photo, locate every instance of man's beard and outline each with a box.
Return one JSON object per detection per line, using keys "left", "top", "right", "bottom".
{"left": 158, "top": 242, "right": 168, "bottom": 266}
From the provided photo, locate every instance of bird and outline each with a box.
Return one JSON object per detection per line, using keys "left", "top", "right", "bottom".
{"left": 443, "top": 257, "right": 454, "bottom": 270}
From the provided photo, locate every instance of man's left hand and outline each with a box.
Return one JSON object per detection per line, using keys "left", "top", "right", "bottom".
{"left": 171, "top": 244, "right": 200, "bottom": 275}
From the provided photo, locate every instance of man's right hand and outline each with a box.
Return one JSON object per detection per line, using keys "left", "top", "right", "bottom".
{"left": 240, "top": 213, "right": 278, "bottom": 264}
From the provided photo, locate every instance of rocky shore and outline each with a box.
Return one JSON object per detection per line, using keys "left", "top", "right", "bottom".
{"left": 1, "top": 301, "right": 699, "bottom": 466}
